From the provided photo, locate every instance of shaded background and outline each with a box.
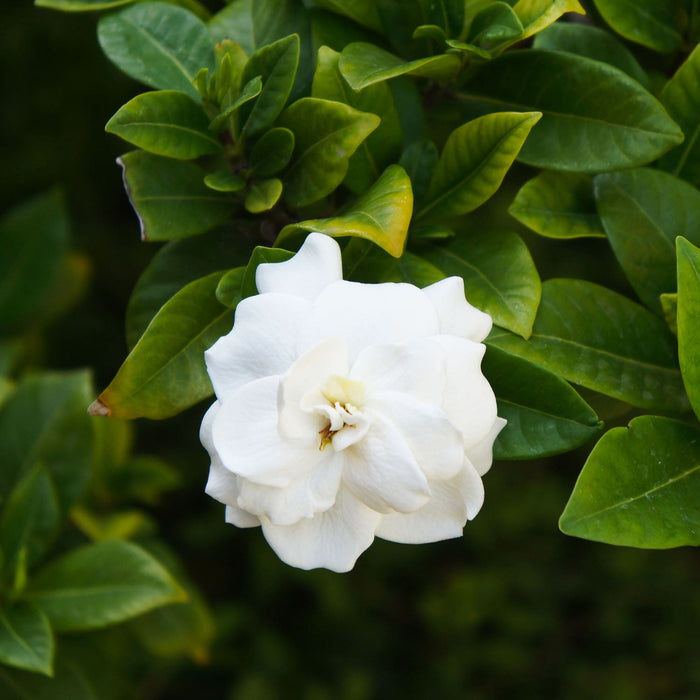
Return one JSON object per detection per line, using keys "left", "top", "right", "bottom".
{"left": 2, "top": 1, "right": 699, "bottom": 697}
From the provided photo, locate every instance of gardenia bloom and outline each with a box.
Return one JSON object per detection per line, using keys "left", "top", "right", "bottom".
{"left": 201, "top": 233, "right": 506, "bottom": 572}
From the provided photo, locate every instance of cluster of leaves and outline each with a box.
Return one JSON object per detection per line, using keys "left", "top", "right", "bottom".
{"left": 38, "top": 0, "right": 700, "bottom": 555}
{"left": 0, "top": 195, "right": 214, "bottom": 692}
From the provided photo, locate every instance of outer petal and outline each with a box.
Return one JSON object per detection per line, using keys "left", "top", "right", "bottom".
{"left": 467, "top": 416, "right": 507, "bottom": 476}
{"left": 201, "top": 403, "right": 259, "bottom": 528}
{"left": 422, "top": 276, "right": 492, "bottom": 342}
{"left": 343, "top": 415, "right": 431, "bottom": 514}
{"left": 260, "top": 487, "right": 381, "bottom": 572}
{"left": 205, "top": 292, "right": 311, "bottom": 398}
{"left": 256, "top": 233, "right": 343, "bottom": 299}
{"left": 375, "top": 459, "right": 484, "bottom": 544}
{"left": 365, "top": 391, "right": 464, "bottom": 481}
{"left": 212, "top": 376, "right": 322, "bottom": 487}
{"left": 298, "top": 281, "right": 440, "bottom": 362}
{"left": 237, "top": 451, "right": 343, "bottom": 526}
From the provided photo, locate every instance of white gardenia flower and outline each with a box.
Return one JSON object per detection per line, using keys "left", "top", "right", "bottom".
{"left": 201, "top": 233, "right": 506, "bottom": 572}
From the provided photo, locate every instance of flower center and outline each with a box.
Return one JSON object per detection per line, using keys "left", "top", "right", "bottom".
{"left": 316, "top": 375, "right": 367, "bottom": 450}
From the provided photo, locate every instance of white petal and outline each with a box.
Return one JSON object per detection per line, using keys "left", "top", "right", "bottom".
{"left": 298, "top": 280, "right": 440, "bottom": 362}
{"left": 225, "top": 504, "right": 260, "bottom": 528}
{"left": 422, "top": 276, "right": 492, "bottom": 342}
{"left": 205, "top": 293, "right": 311, "bottom": 398}
{"left": 350, "top": 339, "right": 445, "bottom": 405}
{"left": 467, "top": 416, "right": 507, "bottom": 476}
{"left": 343, "top": 415, "right": 431, "bottom": 514}
{"left": 261, "top": 487, "right": 380, "bottom": 572}
{"left": 256, "top": 233, "right": 343, "bottom": 300}
{"left": 365, "top": 392, "right": 464, "bottom": 481}
{"left": 375, "top": 459, "right": 484, "bottom": 544}
{"left": 278, "top": 337, "right": 349, "bottom": 444}
{"left": 237, "top": 451, "right": 343, "bottom": 526}
{"left": 212, "top": 376, "right": 322, "bottom": 487}
{"left": 432, "top": 336, "right": 498, "bottom": 450}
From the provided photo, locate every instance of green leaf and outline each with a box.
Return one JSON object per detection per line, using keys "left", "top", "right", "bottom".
{"left": 488, "top": 279, "right": 688, "bottom": 412}
{"left": 239, "top": 34, "right": 300, "bottom": 137}
{"left": 511, "top": 0, "right": 585, "bottom": 41}
{"left": 509, "top": 171, "right": 604, "bottom": 239}
{"left": 242, "top": 247, "right": 294, "bottom": 298}
{"left": 0, "top": 371, "right": 93, "bottom": 516}
{"left": 278, "top": 97, "right": 380, "bottom": 207}
{"left": 660, "top": 292, "right": 678, "bottom": 336}
{"left": 106, "top": 90, "right": 220, "bottom": 159}
{"left": 277, "top": 165, "right": 412, "bottom": 257}
{"left": 460, "top": 50, "right": 684, "bottom": 171}
{"left": 658, "top": 44, "right": 700, "bottom": 186}
{"left": 208, "top": 75, "right": 262, "bottom": 133}
{"left": 215, "top": 267, "right": 246, "bottom": 308}
{"left": 118, "top": 151, "right": 232, "bottom": 241}
{"left": 590, "top": 0, "right": 682, "bottom": 53}
{"left": 677, "top": 237, "right": 700, "bottom": 421}
{"left": 244, "top": 178, "right": 283, "bottom": 213}
{"left": 560, "top": 416, "right": 700, "bottom": 547}
{"left": 338, "top": 42, "right": 461, "bottom": 90}
{"left": 420, "top": 230, "right": 541, "bottom": 338}
{"left": 125, "top": 226, "right": 251, "bottom": 348}
{"left": 203, "top": 171, "right": 246, "bottom": 192}
{"left": 312, "top": 46, "right": 402, "bottom": 194}
{"left": 533, "top": 22, "right": 648, "bottom": 86}
{"left": 92, "top": 272, "right": 232, "bottom": 419}
{"left": 35, "top": 0, "right": 135, "bottom": 10}
{"left": 399, "top": 141, "right": 438, "bottom": 208}
{"left": 249, "top": 127, "right": 295, "bottom": 176}
{"left": 0, "top": 191, "right": 69, "bottom": 335}
{"left": 24, "top": 540, "right": 185, "bottom": 632}
{"left": 594, "top": 168, "right": 700, "bottom": 314}
{"left": 0, "top": 603, "right": 53, "bottom": 676}
{"left": 97, "top": 2, "right": 215, "bottom": 101}
{"left": 417, "top": 111, "right": 541, "bottom": 221}
{"left": 468, "top": 2, "right": 523, "bottom": 51}
{"left": 311, "top": 0, "right": 382, "bottom": 31}
{"left": 483, "top": 345, "right": 602, "bottom": 460}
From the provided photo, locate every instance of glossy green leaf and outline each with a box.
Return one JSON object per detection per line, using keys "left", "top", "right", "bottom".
{"left": 312, "top": 46, "right": 402, "bottom": 194}
{"left": 560, "top": 416, "right": 700, "bottom": 547}
{"left": 658, "top": 44, "right": 700, "bottom": 186}
{"left": 97, "top": 3, "right": 215, "bottom": 101}
{"left": 413, "top": 24, "right": 448, "bottom": 43}
{"left": 460, "top": 50, "right": 684, "bottom": 171}
{"left": 338, "top": 43, "right": 461, "bottom": 90}
{"left": 0, "top": 603, "right": 53, "bottom": 676}
{"left": 118, "top": 151, "right": 232, "bottom": 241}
{"left": 595, "top": 168, "right": 700, "bottom": 314}
{"left": 677, "top": 237, "right": 700, "bottom": 421}
{"left": 590, "top": 0, "right": 682, "bottom": 53}
{"left": 208, "top": 75, "right": 262, "bottom": 133}
{"left": 92, "top": 272, "right": 232, "bottom": 419}
{"left": 215, "top": 267, "right": 246, "bottom": 308}
{"left": 510, "top": 171, "right": 604, "bottom": 239}
{"left": 533, "top": 22, "right": 648, "bottom": 86}
{"left": 311, "top": 0, "right": 382, "bottom": 31}
{"left": 125, "top": 226, "right": 251, "bottom": 348}
{"left": 511, "top": 0, "right": 584, "bottom": 41}
{"left": 421, "top": 230, "right": 541, "bottom": 338}
{"left": 468, "top": 2, "right": 523, "bottom": 51}
{"left": 244, "top": 178, "right": 282, "bottom": 213}
{"left": 203, "top": 171, "right": 246, "bottom": 192}
{"left": 106, "top": 90, "right": 220, "bottom": 159}
{"left": 25, "top": 540, "right": 185, "bottom": 632}
{"left": 488, "top": 279, "right": 688, "bottom": 412}
{"left": 0, "top": 371, "right": 93, "bottom": 516}
{"left": 278, "top": 97, "right": 380, "bottom": 207}
{"left": 240, "top": 34, "right": 300, "bottom": 137}
{"left": 417, "top": 111, "right": 541, "bottom": 220}
{"left": 242, "top": 247, "right": 294, "bottom": 298}
{"left": 250, "top": 127, "right": 295, "bottom": 176}
{"left": 484, "top": 345, "right": 603, "bottom": 460}
{"left": 0, "top": 191, "right": 69, "bottom": 335}
{"left": 35, "top": 0, "right": 135, "bottom": 10}
{"left": 277, "top": 165, "right": 412, "bottom": 257}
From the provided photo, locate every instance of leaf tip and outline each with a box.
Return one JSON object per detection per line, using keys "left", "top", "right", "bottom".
{"left": 88, "top": 397, "right": 111, "bottom": 417}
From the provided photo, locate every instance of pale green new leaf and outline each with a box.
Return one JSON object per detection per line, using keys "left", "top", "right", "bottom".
{"left": 203, "top": 171, "right": 246, "bottom": 192}
{"left": 208, "top": 75, "right": 262, "bottom": 133}
{"left": 677, "top": 237, "right": 700, "bottom": 421}
{"left": 560, "top": 416, "right": 700, "bottom": 547}
{"left": 660, "top": 292, "right": 677, "bottom": 336}
{"left": 244, "top": 178, "right": 282, "bottom": 213}
{"left": 0, "top": 603, "right": 53, "bottom": 676}
{"left": 35, "top": 0, "right": 135, "bottom": 10}
{"left": 511, "top": 0, "right": 584, "bottom": 41}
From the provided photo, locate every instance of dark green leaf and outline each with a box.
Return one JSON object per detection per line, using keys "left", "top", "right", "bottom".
{"left": 468, "top": 2, "right": 523, "bottom": 51}
{"left": 0, "top": 603, "right": 53, "bottom": 676}
{"left": 97, "top": 3, "right": 215, "bottom": 101}
{"left": 488, "top": 279, "right": 688, "bottom": 412}
{"left": 215, "top": 267, "right": 246, "bottom": 308}
{"left": 677, "top": 237, "right": 700, "bottom": 421}
{"left": 311, "top": 0, "right": 382, "bottom": 31}
{"left": 399, "top": 140, "right": 438, "bottom": 207}
{"left": 118, "top": 151, "right": 232, "bottom": 241}
{"left": 560, "top": 416, "right": 700, "bottom": 547}
{"left": 241, "top": 247, "right": 294, "bottom": 298}
{"left": 203, "top": 171, "right": 246, "bottom": 192}
{"left": 249, "top": 127, "right": 295, "bottom": 176}
{"left": 244, "top": 178, "right": 282, "bottom": 213}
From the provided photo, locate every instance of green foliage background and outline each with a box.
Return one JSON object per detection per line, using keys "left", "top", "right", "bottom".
{"left": 2, "top": 0, "right": 699, "bottom": 697}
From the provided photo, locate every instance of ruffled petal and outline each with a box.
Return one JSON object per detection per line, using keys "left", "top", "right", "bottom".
{"left": 422, "top": 276, "right": 492, "bottom": 342}
{"left": 342, "top": 415, "right": 431, "bottom": 514}
{"left": 365, "top": 391, "right": 464, "bottom": 481}
{"left": 205, "top": 293, "right": 311, "bottom": 398}
{"left": 467, "top": 416, "right": 507, "bottom": 476}
{"left": 260, "top": 487, "right": 380, "bottom": 572}
{"left": 256, "top": 233, "right": 343, "bottom": 299}
{"left": 212, "top": 376, "right": 322, "bottom": 487}
{"left": 298, "top": 281, "right": 440, "bottom": 362}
